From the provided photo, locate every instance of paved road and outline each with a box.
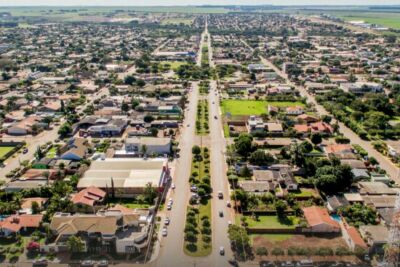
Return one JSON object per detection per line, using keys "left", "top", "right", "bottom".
{"left": 208, "top": 80, "right": 235, "bottom": 266}
{"left": 241, "top": 39, "right": 400, "bottom": 184}
{"left": 153, "top": 83, "right": 202, "bottom": 267}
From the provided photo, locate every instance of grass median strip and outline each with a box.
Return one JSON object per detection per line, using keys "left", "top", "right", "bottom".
{"left": 196, "top": 99, "right": 209, "bottom": 135}
{"left": 183, "top": 146, "right": 212, "bottom": 257}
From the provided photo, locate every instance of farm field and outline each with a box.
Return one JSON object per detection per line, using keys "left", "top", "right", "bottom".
{"left": 161, "top": 18, "right": 194, "bottom": 25}
{"left": 221, "top": 100, "right": 305, "bottom": 116}
{"left": 0, "top": 146, "right": 15, "bottom": 158}
{"left": 333, "top": 12, "right": 400, "bottom": 29}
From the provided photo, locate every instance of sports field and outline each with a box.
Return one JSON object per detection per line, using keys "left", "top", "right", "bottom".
{"left": 221, "top": 100, "right": 305, "bottom": 116}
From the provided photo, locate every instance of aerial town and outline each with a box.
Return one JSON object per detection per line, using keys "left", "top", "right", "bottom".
{"left": 0, "top": 4, "right": 399, "bottom": 267}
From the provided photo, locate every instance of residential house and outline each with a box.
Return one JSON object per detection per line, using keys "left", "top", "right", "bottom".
{"left": 359, "top": 225, "right": 389, "bottom": 254}
{"left": 0, "top": 214, "right": 43, "bottom": 237}
{"left": 302, "top": 206, "right": 341, "bottom": 233}
{"left": 71, "top": 186, "right": 106, "bottom": 212}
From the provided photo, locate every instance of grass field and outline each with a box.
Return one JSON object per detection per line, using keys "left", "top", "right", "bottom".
{"left": 221, "top": 100, "right": 305, "bottom": 116}
{"left": 236, "top": 215, "right": 299, "bottom": 229}
{"left": 159, "top": 61, "right": 186, "bottom": 70}
{"left": 161, "top": 18, "right": 194, "bottom": 25}
{"left": 0, "top": 146, "right": 15, "bottom": 158}
{"left": 333, "top": 12, "right": 400, "bottom": 29}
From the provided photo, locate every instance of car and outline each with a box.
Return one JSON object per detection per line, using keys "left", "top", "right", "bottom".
{"left": 33, "top": 259, "right": 48, "bottom": 267}
{"left": 98, "top": 260, "right": 109, "bottom": 267}
{"left": 187, "top": 124, "right": 190, "bottom": 127}
{"left": 190, "top": 185, "right": 198, "bottom": 192}
{"left": 212, "top": 101, "right": 215, "bottom": 104}
{"left": 168, "top": 198, "right": 173, "bottom": 204}
{"left": 219, "top": 211, "right": 223, "bottom": 217}
{"left": 81, "top": 260, "right": 95, "bottom": 267}
{"left": 219, "top": 246, "right": 225, "bottom": 255}
{"left": 218, "top": 191, "right": 223, "bottom": 199}
{"left": 164, "top": 217, "right": 170, "bottom": 225}
{"left": 228, "top": 259, "right": 238, "bottom": 266}
{"left": 22, "top": 148, "right": 28, "bottom": 154}
{"left": 227, "top": 220, "right": 232, "bottom": 225}
{"left": 167, "top": 204, "right": 172, "bottom": 210}
{"left": 171, "top": 183, "right": 175, "bottom": 189}
{"left": 226, "top": 201, "right": 231, "bottom": 207}
{"left": 162, "top": 227, "right": 168, "bottom": 236}
{"left": 214, "top": 115, "right": 218, "bottom": 119}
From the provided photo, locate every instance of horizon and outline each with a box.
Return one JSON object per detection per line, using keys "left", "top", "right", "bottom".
{"left": 1, "top": 1, "right": 400, "bottom": 7}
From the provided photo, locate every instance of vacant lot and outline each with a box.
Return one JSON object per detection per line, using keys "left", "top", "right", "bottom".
{"left": 161, "top": 18, "right": 194, "bottom": 25}
{"left": 252, "top": 234, "right": 359, "bottom": 262}
{"left": 0, "top": 146, "right": 15, "bottom": 158}
{"left": 236, "top": 215, "right": 299, "bottom": 229}
{"left": 221, "top": 100, "right": 305, "bottom": 116}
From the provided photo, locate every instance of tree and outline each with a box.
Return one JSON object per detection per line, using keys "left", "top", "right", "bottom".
{"left": 299, "top": 140, "right": 313, "bottom": 153}
{"left": 141, "top": 144, "right": 148, "bottom": 156}
{"left": 124, "top": 75, "right": 136, "bottom": 85}
{"left": 67, "top": 236, "right": 85, "bottom": 253}
{"left": 310, "top": 133, "right": 322, "bottom": 146}
{"left": 192, "top": 145, "right": 201, "bottom": 155}
{"left": 249, "top": 150, "right": 275, "bottom": 166}
{"left": 275, "top": 200, "right": 287, "bottom": 218}
{"left": 121, "top": 102, "right": 129, "bottom": 113}
{"left": 35, "top": 146, "right": 44, "bottom": 160}
{"left": 31, "top": 201, "right": 40, "bottom": 214}
{"left": 234, "top": 134, "right": 253, "bottom": 158}
{"left": 228, "top": 225, "right": 251, "bottom": 260}
{"left": 256, "top": 247, "right": 268, "bottom": 256}
{"left": 143, "top": 183, "right": 157, "bottom": 204}
{"left": 144, "top": 114, "right": 154, "bottom": 123}
{"left": 58, "top": 123, "right": 72, "bottom": 138}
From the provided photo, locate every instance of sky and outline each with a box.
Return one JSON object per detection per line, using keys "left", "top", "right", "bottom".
{"left": 1, "top": 0, "right": 399, "bottom": 6}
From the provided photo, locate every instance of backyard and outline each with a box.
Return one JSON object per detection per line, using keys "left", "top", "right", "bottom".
{"left": 221, "top": 100, "right": 305, "bottom": 116}
{"left": 236, "top": 215, "right": 299, "bottom": 229}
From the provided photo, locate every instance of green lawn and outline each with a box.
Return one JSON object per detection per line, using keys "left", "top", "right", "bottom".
{"left": 221, "top": 100, "right": 305, "bottom": 116}
{"left": 107, "top": 199, "right": 150, "bottom": 209}
{"left": 159, "top": 61, "right": 186, "bottom": 70}
{"left": 236, "top": 215, "right": 299, "bottom": 229}
{"left": 46, "top": 146, "right": 58, "bottom": 158}
{"left": 0, "top": 146, "right": 15, "bottom": 158}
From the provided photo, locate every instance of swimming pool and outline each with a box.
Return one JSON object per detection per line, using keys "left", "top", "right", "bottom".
{"left": 331, "top": 214, "right": 341, "bottom": 222}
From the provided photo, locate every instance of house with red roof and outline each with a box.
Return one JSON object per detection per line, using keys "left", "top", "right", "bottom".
{"left": 71, "top": 186, "right": 106, "bottom": 212}
{"left": 0, "top": 214, "right": 43, "bottom": 237}
{"left": 302, "top": 206, "right": 341, "bottom": 233}
{"left": 342, "top": 221, "right": 368, "bottom": 251}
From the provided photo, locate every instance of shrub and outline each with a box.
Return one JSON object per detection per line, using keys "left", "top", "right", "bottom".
{"left": 256, "top": 247, "right": 268, "bottom": 256}
{"left": 271, "top": 247, "right": 284, "bottom": 256}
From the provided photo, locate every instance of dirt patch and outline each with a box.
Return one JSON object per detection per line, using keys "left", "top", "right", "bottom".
{"left": 252, "top": 234, "right": 360, "bottom": 263}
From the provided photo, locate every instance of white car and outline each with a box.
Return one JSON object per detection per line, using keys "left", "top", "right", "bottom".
{"left": 162, "top": 228, "right": 168, "bottom": 237}
{"left": 164, "top": 217, "right": 170, "bottom": 226}
{"left": 219, "top": 246, "right": 225, "bottom": 255}
{"left": 171, "top": 183, "right": 175, "bottom": 189}
{"left": 167, "top": 204, "right": 172, "bottom": 210}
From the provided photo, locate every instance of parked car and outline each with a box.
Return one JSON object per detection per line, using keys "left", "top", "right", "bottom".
{"left": 219, "top": 246, "right": 225, "bottom": 255}
{"left": 81, "top": 260, "right": 95, "bottom": 267}
{"left": 98, "top": 260, "right": 108, "bottom": 267}
{"left": 164, "top": 217, "right": 170, "bottom": 226}
{"left": 33, "top": 259, "right": 48, "bottom": 267}
{"left": 171, "top": 183, "right": 175, "bottom": 189}
{"left": 218, "top": 191, "right": 223, "bottom": 199}
{"left": 22, "top": 148, "right": 28, "bottom": 154}
{"left": 226, "top": 201, "right": 231, "bottom": 207}
{"left": 219, "top": 211, "right": 223, "bottom": 217}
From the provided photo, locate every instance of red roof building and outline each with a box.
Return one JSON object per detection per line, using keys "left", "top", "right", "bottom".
{"left": 302, "top": 206, "right": 341, "bottom": 233}
{"left": 0, "top": 214, "right": 43, "bottom": 236}
{"left": 71, "top": 186, "right": 106, "bottom": 207}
